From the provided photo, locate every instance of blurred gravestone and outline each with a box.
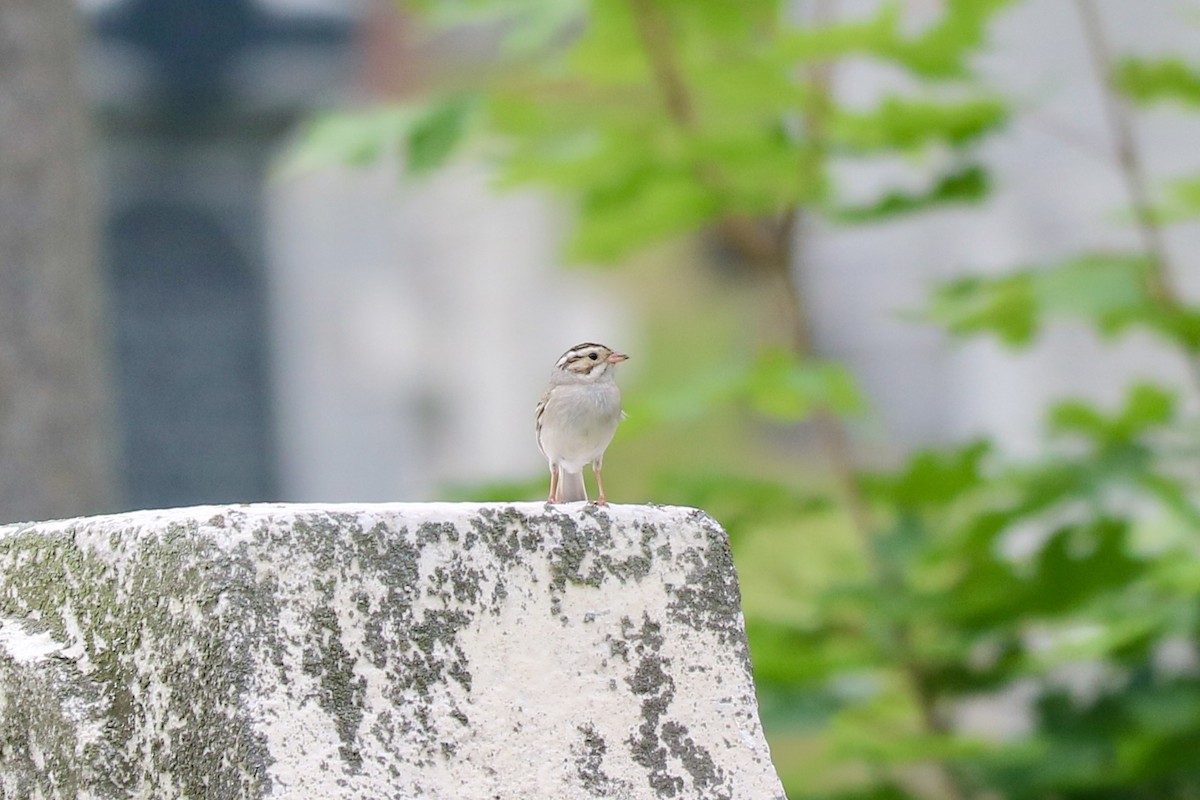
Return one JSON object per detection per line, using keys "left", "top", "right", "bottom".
{"left": 85, "top": 0, "right": 358, "bottom": 508}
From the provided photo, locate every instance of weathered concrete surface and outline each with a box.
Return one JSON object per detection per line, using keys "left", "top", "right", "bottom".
{"left": 0, "top": 503, "right": 786, "bottom": 799}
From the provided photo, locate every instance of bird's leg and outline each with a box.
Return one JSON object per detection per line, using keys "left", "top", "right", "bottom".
{"left": 592, "top": 460, "right": 608, "bottom": 506}
{"left": 547, "top": 465, "right": 559, "bottom": 504}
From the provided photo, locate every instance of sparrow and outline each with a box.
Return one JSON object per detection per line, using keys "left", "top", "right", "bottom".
{"left": 535, "top": 343, "right": 628, "bottom": 504}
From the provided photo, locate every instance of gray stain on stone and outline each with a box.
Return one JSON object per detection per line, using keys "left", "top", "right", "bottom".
{"left": 662, "top": 720, "right": 729, "bottom": 800}
{"left": 417, "top": 521, "right": 459, "bottom": 546}
{"left": 666, "top": 513, "right": 755, "bottom": 681}
{"left": 573, "top": 722, "right": 634, "bottom": 796}
{"left": 618, "top": 612, "right": 733, "bottom": 799}
{"left": 302, "top": 604, "right": 367, "bottom": 771}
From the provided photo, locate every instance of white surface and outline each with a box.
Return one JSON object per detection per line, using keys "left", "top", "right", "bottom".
{"left": 0, "top": 621, "right": 64, "bottom": 665}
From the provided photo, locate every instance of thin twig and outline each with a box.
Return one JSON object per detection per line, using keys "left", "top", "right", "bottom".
{"left": 627, "top": 0, "right": 785, "bottom": 270}
{"left": 626, "top": 0, "right": 697, "bottom": 126}
{"left": 779, "top": 0, "right": 876, "bottom": 548}
{"left": 782, "top": 6, "right": 968, "bottom": 799}
{"left": 1020, "top": 109, "right": 1117, "bottom": 165}
{"left": 625, "top": 0, "right": 870, "bottom": 543}
{"left": 1075, "top": 0, "right": 1200, "bottom": 396}
{"left": 1075, "top": 0, "right": 1178, "bottom": 308}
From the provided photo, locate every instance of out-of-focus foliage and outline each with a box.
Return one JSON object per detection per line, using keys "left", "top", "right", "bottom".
{"left": 829, "top": 163, "right": 990, "bottom": 224}
{"left": 295, "top": 1, "right": 1200, "bottom": 798}
{"left": 620, "top": 348, "right": 867, "bottom": 434}
{"left": 1116, "top": 56, "right": 1200, "bottom": 106}
{"left": 927, "top": 253, "right": 1200, "bottom": 349}
{"left": 282, "top": 96, "right": 478, "bottom": 175}
{"left": 303, "top": 0, "right": 1012, "bottom": 262}
{"left": 777, "top": 0, "right": 1013, "bottom": 78}
{"left": 479, "top": 0, "right": 1011, "bottom": 262}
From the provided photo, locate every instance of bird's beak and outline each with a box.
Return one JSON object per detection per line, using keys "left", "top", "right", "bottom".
{"left": 606, "top": 352, "right": 629, "bottom": 364}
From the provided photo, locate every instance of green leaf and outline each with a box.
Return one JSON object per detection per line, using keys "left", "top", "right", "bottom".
{"left": 566, "top": 0, "right": 650, "bottom": 83}
{"left": 946, "top": 517, "right": 1145, "bottom": 629}
{"left": 406, "top": 95, "right": 479, "bottom": 174}
{"left": 683, "top": 130, "right": 820, "bottom": 212}
{"left": 1115, "top": 56, "right": 1200, "bottom": 106}
{"left": 1048, "top": 384, "right": 1177, "bottom": 443}
{"left": 405, "top": 95, "right": 475, "bottom": 173}
{"left": 742, "top": 349, "right": 868, "bottom": 421}
{"left": 865, "top": 441, "right": 990, "bottom": 509}
{"left": 284, "top": 97, "right": 479, "bottom": 176}
{"left": 777, "top": 4, "right": 904, "bottom": 62}
{"left": 747, "top": 616, "right": 880, "bottom": 690}
{"left": 284, "top": 106, "right": 414, "bottom": 172}
{"left": 1015, "top": 676, "right": 1200, "bottom": 794}
{"left": 926, "top": 271, "right": 1038, "bottom": 346}
{"left": 619, "top": 363, "right": 745, "bottom": 434}
{"left": 1165, "top": 174, "right": 1200, "bottom": 216}
{"left": 885, "top": 0, "right": 1018, "bottom": 78}
{"left": 829, "top": 96, "right": 1007, "bottom": 153}
{"left": 1030, "top": 253, "right": 1148, "bottom": 326}
{"left": 778, "top": 0, "right": 1016, "bottom": 79}
{"left": 829, "top": 163, "right": 990, "bottom": 223}
{"left": 1116, "top": 384, "right": 1177, "bottom": 434}
{"left": 569, "top": 167, "right": 721, "bottom": 262}
{"left": 1137, "top": 471, "right": 1200, "bottom": 529}
{"left": 1145, "top": 307, "right": 1200, "bottom": 350}
{"left": 924, "top": 253, "right": 1200, "bottom": 348}
{"left": 1145, "top": 174, "right": 1200, "bottom": 224}
{"left": 1047, "top": 400, "right": 1111, "bottom": 441}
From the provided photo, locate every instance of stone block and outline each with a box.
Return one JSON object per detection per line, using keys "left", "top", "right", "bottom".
{"left": 0, "top": 503, "right": 786, "bottom": 799}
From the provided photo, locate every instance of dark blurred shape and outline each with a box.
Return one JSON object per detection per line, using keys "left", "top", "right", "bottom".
{"left": 108, "top": 203, "right": 274, "bottom": 508}
{"left": 93, "top": 0, "right": 355, "bottom": 120}
{"left": 0, "top": 0, "right": 116, "bottom": 524}
{"left": 86, "top": 0, "right": 360, "bottom": 509}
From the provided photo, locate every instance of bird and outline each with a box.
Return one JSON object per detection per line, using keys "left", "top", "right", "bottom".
{"left": 535, "top": 343, "right": 628, "bottom": 504}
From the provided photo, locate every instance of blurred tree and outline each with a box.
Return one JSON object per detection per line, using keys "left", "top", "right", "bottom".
{"left": 0, "top": 0, "right": 115, "bottom": 523}
{"left": 293, "top": 1, "right": 1200, "bottom": 798}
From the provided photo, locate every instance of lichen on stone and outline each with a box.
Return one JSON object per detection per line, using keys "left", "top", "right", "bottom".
{"left": 0, "top": 519, "right": 274, "bottom": 799}
{"left": 302, "top": 604, "right": 367, "bottom": 771}
{"left": 0, "top": 503, "right": 785, "bottom": 800}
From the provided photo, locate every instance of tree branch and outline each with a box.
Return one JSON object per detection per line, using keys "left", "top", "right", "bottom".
{"left": 625, "top": 5, "right": 969, "bottom": 798}
{"left": 626, "top": 0, "right": 696, "bottom": 126}
{"left": 1075, "top": 0, "right": 1177, "bottom": 307}
{"left": 626, "top": 0, "right": 785, "bottom": 270}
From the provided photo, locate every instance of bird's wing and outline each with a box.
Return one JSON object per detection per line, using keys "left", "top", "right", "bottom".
{"left": 534, "top": 388, "right": 552, "bottom": 457}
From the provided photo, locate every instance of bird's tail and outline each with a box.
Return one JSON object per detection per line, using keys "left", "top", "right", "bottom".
{"left": 555, "top": 470, "right": 588, "bottom": 503}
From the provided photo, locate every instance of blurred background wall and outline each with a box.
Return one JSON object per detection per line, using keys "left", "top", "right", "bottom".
{"left": 78, "top": 0, "right": 627, "bottom": 512}
{"left": 2, "top": 0, "right": 1196, "bottom": 519}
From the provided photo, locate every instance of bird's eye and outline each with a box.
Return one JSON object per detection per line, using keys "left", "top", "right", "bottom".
{"left": 589, "top": 352, "right": 598, "bottom": 360}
